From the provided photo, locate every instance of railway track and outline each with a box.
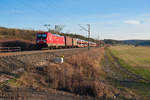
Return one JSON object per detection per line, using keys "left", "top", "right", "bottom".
{"left": 0, "top": 87, "right": 95, "bottom": 100}
{"left": 0, "top": 48, "right": 88, "bottom": 57}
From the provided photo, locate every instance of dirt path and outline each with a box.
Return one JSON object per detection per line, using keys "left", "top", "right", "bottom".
{"left": 102, "top": 50, "right": 127, "bottom": 81}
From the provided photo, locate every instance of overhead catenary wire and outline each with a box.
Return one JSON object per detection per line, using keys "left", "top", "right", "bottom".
{"left": 78, "top": 24, "right": 91, "bottom": 50}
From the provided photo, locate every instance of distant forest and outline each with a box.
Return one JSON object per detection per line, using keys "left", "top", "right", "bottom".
{"left": 104, "top": 39, "right": 150, "bottom": 46}
{"left": 122, "top": 40, "right": 150, "bottom": 46}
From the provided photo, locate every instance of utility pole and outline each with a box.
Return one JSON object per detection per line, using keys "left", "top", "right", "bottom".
{"left": 98, "top": 33, "right": 100, "bottom": 47}
{"left": 87, "top": 24, "right": 90, "bottom": 50}
{"left": 44, "top": 24, "right": 50, "bottom": 32}
{"left": 54, "top": 25, "right": 65, "bottom": 33}
{"left": 79, "top": 24, "right": 91, "bottom": 50}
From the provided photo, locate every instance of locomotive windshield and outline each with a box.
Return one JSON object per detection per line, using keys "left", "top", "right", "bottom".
{"left": 37, "top": 34, "right": 47, "bottom": 39}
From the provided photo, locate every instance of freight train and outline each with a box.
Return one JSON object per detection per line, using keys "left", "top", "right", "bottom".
{"left": 36, "top": 32, "right": 97, "bottom": 49}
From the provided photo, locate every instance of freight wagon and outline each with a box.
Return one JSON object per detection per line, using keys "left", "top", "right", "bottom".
{"left": 72, "top": 38, "right": 78, "bottom": 47}
{"left": 64, "top": 36, "right": 72, "bottom": 48}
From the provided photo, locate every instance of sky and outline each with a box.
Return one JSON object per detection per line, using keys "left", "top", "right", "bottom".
{"left": 0, "top": 0, "right": 150, "bottom": 40}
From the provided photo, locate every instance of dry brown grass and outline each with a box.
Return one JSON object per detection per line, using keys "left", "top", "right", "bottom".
{"left": 15, "top": 48, "right": 120, "bottom": 98}
{"left": 3, "top": 48, "right": 141, "bottom": 99}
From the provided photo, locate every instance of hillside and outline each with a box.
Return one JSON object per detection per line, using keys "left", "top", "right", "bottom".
{"left": 0, "top": 27, "right": 102, "bottom": 50}
{"left": 0, "top": 27, "right": 97, "bottom": 42}
{"left": 0, "top": 27, "right": 38, "bottom": 42}
{"left": 104, "top": 39, "right": 122, "bottom": 45}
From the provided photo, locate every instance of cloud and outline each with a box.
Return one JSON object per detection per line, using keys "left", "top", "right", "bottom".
{"left": 123, "top": 20, "right": 141, "bottom": 25}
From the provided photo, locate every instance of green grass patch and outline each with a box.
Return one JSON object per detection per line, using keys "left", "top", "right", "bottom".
{"left": 109, "top": 47, "right": 150, "bottom": 81}
{"left": 107, "top": 46, "right": 150, "bottom": 99}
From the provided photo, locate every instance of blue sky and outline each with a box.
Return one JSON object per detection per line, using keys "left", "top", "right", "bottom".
{"left": 0, "top": 0, "right": 150, "bottom": 40}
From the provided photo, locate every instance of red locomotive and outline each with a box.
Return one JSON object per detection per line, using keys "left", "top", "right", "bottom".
{"left": 36, "top": 32, "right": 97, "bottom": 49}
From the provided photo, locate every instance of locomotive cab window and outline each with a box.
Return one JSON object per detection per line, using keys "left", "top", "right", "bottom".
{"left": 37, "top": 34, "right": 42, "bottom": 38}
{"left": 42, "top": 34, "right": 47, "bottom": 39}
{"left": 37, "top": 34, "right": 47, "bottom": 39}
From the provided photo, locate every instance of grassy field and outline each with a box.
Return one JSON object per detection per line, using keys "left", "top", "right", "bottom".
{"left": 107, "top": 45, "right": 150, "bottom": 99}
{"left": 109, "top": 45, "right": 150, "bottom": 81}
